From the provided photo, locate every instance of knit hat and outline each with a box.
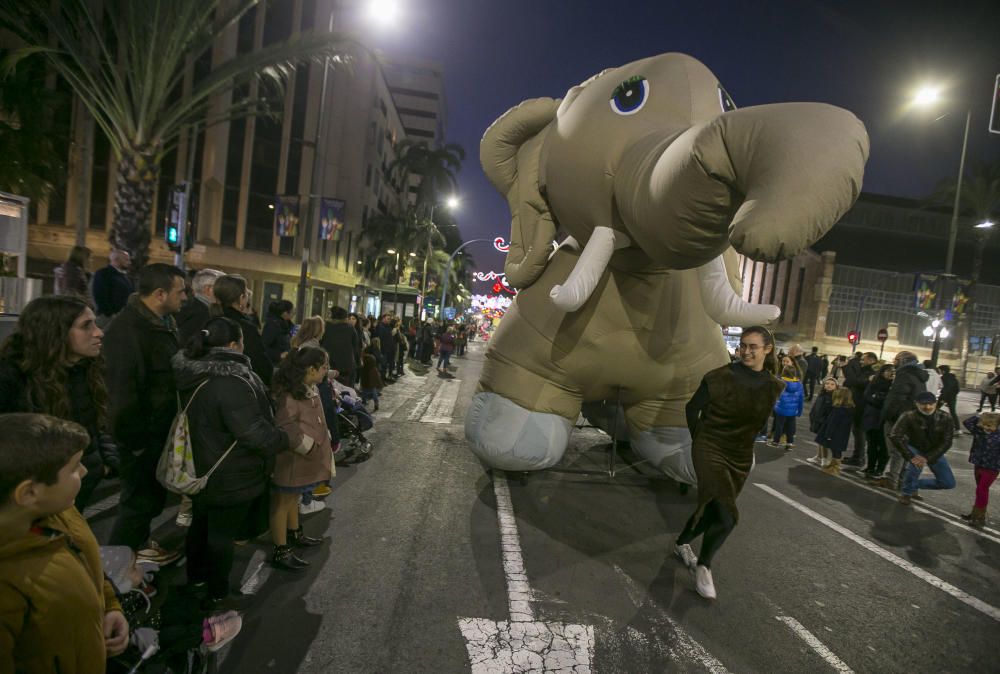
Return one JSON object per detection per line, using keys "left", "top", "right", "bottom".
{"left": 915, "top": 391, "right": 937, "bottom": 404}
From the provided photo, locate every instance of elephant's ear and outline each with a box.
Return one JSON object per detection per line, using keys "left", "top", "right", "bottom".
{"left": 480, "top": 97, "right": 560, "bottom": 288}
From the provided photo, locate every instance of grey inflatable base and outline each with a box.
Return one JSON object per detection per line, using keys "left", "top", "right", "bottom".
{"left": 464, "top": 392, "right": 573, "bottom": 471}
{"left": 466, "top": 393, "right": 695, "bottom": 484}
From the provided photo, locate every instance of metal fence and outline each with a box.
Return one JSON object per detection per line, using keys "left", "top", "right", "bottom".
{"left": 826, "top": 265, "right": 1000, "bottom": 353}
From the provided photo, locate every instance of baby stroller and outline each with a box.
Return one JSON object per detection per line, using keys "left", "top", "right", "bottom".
{"left": 336, "top": 391, "right": 374, "bottom": 463}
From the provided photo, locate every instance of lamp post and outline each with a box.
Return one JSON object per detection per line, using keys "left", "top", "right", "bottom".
{"left": 420, "top": 195, "right": 460, "bottom": 319}
{"left": 386, "top": 248, "right": 400, "bottom": 315}
{"left": 925, "top": 318, "right": 951, "bottom": 367}
{"left": 910, "top": 86, "right": 971, "bottom": 276}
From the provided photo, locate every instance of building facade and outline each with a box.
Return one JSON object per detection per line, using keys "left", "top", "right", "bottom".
{"left": 21, "top": 0, "right": 447, "bottom": 320}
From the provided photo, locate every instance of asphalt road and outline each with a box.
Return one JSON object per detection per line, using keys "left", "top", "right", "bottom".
{"left": 84, "top": 343, "right": 999, "bottom": 673}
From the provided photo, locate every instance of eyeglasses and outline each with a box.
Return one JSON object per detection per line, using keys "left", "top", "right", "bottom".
{"left": 738, "top": 343, "right": 765, "bottom": 352}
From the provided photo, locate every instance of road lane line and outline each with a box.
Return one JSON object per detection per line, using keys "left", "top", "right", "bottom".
{"left": 420, "top": 378, "right": 461, "bottom": 424}
{"left": 493, "top": 472, "right": 535, "bottom": 622}
{"left": 613, "top": 565, "right": 731, "bottom": 673}
{"left": 792, "top": 458, "right": 1000, "bottom": 544}
{"left": 755, "top": 483, "right": 1000, "bottom": 622}
{"left": 458, "top": 472, "right": 595, "bottom": 671}
{"left": 775, "top": 616, "right": 854, "bottom": 673}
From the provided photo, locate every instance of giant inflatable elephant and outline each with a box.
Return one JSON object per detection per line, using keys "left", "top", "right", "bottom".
{"left": 464, "top": 53, "right": 869, "bottom": 483}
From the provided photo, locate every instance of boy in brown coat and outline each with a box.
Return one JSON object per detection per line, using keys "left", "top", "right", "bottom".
{"left": 0, "top": 413, "right": 128, "bottom": 673}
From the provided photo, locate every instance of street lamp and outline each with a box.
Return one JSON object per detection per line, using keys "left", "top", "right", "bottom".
{"left": 924, "top": 318, "right": 951, "bottom": 366}
{"left": 911, "top": 85, "right": 971, "bottom": 275}
{"left": 421, "top": 196, "right": 459, "bottom": 319}
{"left": 387, "top": 248, "right": 400, "bottom": 315}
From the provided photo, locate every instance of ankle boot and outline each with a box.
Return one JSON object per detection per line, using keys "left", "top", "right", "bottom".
{"left": 270, "top": 544, "right": 309, "bottom": 571}
{"left": 962, "top": 506, "right": 987, "bottom": 528}
{"left": 289, "top": 526, "right": 323, "bottom": 548}
{"left": 822, "top": 458, "right": 841, "bottom": 475}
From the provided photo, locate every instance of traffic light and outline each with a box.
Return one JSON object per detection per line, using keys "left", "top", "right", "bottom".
{"left": 165, "top": 223, "right": 180, "bottom": 251}
{"left": 847, "top": 330, "right": 859, "bottom": 345}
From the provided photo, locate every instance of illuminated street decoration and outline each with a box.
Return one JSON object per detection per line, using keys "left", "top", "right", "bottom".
{"left": 471, "top": 294, "right": 513, "bottom": 311}
{"left": 493, "top": 237, "right": 510, "bottom": 253}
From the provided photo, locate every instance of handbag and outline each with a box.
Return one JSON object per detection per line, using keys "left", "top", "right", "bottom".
{"left": 156, "top": 380, "right": 237, "bottom": 495}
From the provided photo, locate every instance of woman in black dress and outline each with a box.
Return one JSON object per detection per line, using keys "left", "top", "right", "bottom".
{"left": 675, "top": 325, "right": 785, "bottom": 599}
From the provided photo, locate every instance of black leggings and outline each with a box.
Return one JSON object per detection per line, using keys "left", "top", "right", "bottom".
{"left": 676, "top": 499, "right": 736, "bottom": 569}
{"left": 864, "top": 428, "right": 888, "bottom": 475}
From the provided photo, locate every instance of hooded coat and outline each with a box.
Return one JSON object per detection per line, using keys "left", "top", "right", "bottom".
{"left": 862, "top": 375, "right": 892, "bottom": 431}
{"left": 172, "top": 348, "right": 288, "bottom": 505}
{"left": 0, "top": 507, "right": 122, "bottom": 674}
{"left": 273, "top": 386, "right": 334, "bottom": 488}
{"left": 882, "top": 360, "right": 929, "bottom": 424}
{"left": 221, "top": 305, "right": 273, "bottom": 387}
{"left": 773, "top": 377, "right": 804, "bottom": 416}
{"left": 964, "top": 415, "right": 1000, "bottom": 470}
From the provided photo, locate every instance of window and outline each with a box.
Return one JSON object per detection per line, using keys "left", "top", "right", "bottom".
{"left": 781, "top": 262, "right": 793, "bottom": 317}
{"left": 389, "top": 86, "right": 439, "bottom": 100}
{"left": 379, "top": 98, "right": 387, "bottom": 116}
{"left": 405, "top": 128, "right": 434, "bottom": 139}
{"left": 220, "top": 114, "right": 247, "bottom": 247}
{"left": 89, "top": 132, "right": 112, "bottom": 230}
{"left": 397, "top": 107, "right": 437, "bottom": 119}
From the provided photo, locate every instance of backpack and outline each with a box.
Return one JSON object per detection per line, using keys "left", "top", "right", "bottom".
{"left": 156, "top": 379, "right": 237, "bottom": 495}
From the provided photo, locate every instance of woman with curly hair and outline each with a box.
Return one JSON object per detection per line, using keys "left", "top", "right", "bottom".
{"left": 0, "top": 295, "right": 113, "bottom": 508}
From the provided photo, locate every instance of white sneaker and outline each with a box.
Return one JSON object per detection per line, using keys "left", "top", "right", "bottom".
{"left": 175, "top": 512, "right": 192, "bottom": 527}
{"left": 674, "top": 543, "right": 698, "bottom": 569}
{"left": 299, "top": 500, "right": 326, "bottom": 516}
{"left": 806, "top": 456, "right": 820, "bottom": 464}
{"left": 693, "top": 565, "right": 717, "bottom": 599}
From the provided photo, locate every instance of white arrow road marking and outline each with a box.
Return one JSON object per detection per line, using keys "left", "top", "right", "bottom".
{"left": 612, "top": 565, "right": 730, "bottom": 673}
{"left": 421, "top": 378, "right": 462, "bottom": 424}
{"left": 755, "top": 483, "right": 1000, "bottom": 622}
{"left": 458, "top": 471, "right": 595, "bottom": 673}
{"left": 775, "top": 616, "right": 854, "bottom": 673}
{"left": 408, "top": 392, "right": 434, "bottom": 421}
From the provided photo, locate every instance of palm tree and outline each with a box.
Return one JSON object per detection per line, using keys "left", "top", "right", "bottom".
{"left": 0, "top": 0, "right": 352, "bottom": 269}
{"left": 0, "top": 51, "right": 68, "bottom": 203}
{"left": 389, "top": 139, "right": 465, "bottom": 214}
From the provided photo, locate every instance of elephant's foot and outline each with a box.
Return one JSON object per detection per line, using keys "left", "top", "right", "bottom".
{"left": 629, "top": 426, "right": 697, "bottom": 486}
{"left": 464, "top": 392, "right": 573, "bottom": 471}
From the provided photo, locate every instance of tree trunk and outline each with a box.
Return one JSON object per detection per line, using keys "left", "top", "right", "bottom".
{"left": 110, "top": 148, "right": 160, "bottom": 271}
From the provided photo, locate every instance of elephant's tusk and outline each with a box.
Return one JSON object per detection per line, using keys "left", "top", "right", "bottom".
{"left": 697, "top": 255, "right": 781, "bottom": 326}
{"left": 547, "top": 235, "right": 581, "bottom": 261}
{"left": 549, "top": 227, "right": 630, "bottom": 312}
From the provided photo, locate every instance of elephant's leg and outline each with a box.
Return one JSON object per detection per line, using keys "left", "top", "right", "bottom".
{"left": 623, "top": 398, "right": 697, "bottom": 486}
{"left": 465, "top": 362, "right": 581, "bottom": 471}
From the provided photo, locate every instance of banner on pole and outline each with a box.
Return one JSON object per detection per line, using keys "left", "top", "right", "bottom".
{"left": 913, "top": 273, "right": 938, "bottom": 311}
{"left": 319, "top": 198, "right": 346, "bottom": 241}
{"left": 951, "top": 280, "right": 972, "bottom": 315}
{"left": 274, "top": 196, "right": 300, "bottom": 237}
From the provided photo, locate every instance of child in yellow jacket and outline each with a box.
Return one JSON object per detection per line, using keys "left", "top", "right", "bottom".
{"left": 0, "top": 413, "right": 128, "bottom": 674}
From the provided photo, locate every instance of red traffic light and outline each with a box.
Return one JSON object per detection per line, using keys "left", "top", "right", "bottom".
{"left": 847, "top": 331, "right": 859, "bottom": 345}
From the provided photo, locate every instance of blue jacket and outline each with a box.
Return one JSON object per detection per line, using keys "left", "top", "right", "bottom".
{"left": 774, "top": 378, "right": 804, "bottom": 417}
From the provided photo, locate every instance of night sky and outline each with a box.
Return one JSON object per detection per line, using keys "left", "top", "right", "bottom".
{"left": 368, "top": 0, "right": 1000, "bottom": 295}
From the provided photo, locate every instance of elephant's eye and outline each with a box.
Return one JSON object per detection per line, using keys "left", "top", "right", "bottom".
{"left": 610, "top": 76, "right": 649, "bottom": 116}
{"left": 718, "top": 84, "right": 737, "bottom": 112}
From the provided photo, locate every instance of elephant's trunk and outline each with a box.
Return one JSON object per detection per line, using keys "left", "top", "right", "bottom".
{"left": 614, "top": 103, "right": 869, "bottom": 269}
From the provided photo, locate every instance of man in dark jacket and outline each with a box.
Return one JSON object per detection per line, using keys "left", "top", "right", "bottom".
{"left": 804, "top": 346, "right": 823, "bottom": 400}
{"left": 261, "top": 299, "right": 294, "bottom": 366}
{"left": 875, "top": 351, "right": 928, "bottom": 490}
{"left": 176, "top": 268, "right": 223, "bottom": 346}
{"left": 937, "top": 364, "right": 962, "bottom": 432}
{"left": 321, "top": 306, "right": 360, "bottom": 386}
{"left": 843, "top": 352, "right": 877, "bottom": 466}
{"left": 374, "top": 313, "right": 397, "bottom": 382}
{"left": 889, "top": 391, "right": 956, "bottom": 504}
{"left": 103, "top": 264, "right": 186, "bottom": 562}
{"left": 91, "top": 249, "right": 133, "bottom": 327}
